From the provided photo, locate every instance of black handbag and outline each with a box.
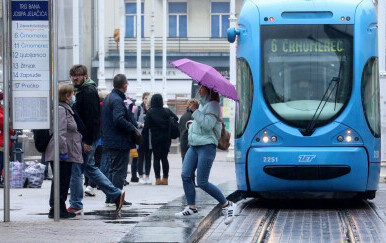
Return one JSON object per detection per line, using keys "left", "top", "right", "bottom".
{"left": 133, "top": 128, "right": 143, "bottom": 145}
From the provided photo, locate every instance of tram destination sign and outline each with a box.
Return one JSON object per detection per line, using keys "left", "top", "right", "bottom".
{"left": 266, "top": 38, "right": 351, "bottom": 55}
{"left": 11, "top": 0, "right": 50, "bottom": 129}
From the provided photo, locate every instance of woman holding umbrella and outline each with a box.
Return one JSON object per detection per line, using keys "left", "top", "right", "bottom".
{"left": 175, "top": 84, "right": 236, "bottom": 225}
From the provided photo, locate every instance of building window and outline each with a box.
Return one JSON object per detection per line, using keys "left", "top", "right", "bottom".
{"left": 169, "top": 2, "right": 187, "bottom": 38}
{"left": 125, "top": 2, "right": 144, "bottom": 38}
{"left": 211, "top": 2, "right": 229, "bottom": 38}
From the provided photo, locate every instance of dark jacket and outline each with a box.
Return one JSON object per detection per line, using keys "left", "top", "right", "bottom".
{"left": 143, "top": 94, "right": 178, "bottom": 155}
{"left": 73, "top": 78, "right": 100, "bottom": 145}
{"left": 178, "top": 108, "right": 193, "bottom": 159}
{"left": 102, "top": 89, "right": 136, "bottom": 150}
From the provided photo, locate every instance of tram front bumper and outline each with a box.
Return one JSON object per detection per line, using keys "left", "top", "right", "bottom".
{"left": 246, "top": 146, "right": 368, "bottom": 192}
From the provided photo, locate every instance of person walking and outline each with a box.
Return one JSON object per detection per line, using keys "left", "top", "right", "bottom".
{"left": 133, "top": 92, "right": 152, "bottom": 185}
{"left": 175, "top": 84, "right": 236, "bottom": 225}
{"left": 68, "top": 65, "right": 125, "bottom": 214}
{"left": 102, "top": 74, "right": 136, "bottom": 206}
{"left": 46, "top": 85, "right": 82, "bottom": 219}
{"left": 143, "top": 94, "right": 178, "bottom": 185}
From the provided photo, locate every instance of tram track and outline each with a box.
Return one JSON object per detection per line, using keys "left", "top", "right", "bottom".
{"left": 200, "top": 198, "right": 386, "bottom": 242}
{"left": 337, "top": 209, "right": 359, "bottom": 242}
{"left": 254, "top": 209, "right": 279, "bottom": 243}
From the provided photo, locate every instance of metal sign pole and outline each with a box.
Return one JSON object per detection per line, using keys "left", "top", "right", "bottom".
{"left": 49, "top": 0, "right": 60, "bottom": 221}
{"left": 3, "top": 0, "right": 11, "bottom": 222}
{"left": 227, "top": 0, "right": 237, "bottom": 162}
{"left": 6, "top": 0, "right": 53, "bottom": 221}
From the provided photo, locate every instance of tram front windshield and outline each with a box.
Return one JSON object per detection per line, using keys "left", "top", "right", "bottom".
{"left": 261, "top": 24, "right": 353, "bottom": 129}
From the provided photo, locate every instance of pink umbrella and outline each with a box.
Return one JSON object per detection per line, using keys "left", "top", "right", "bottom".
{"left": 170, "top": 58, "right": 239, "bottom": 102}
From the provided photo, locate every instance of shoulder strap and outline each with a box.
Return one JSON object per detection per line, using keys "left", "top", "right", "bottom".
{"left": 137, "top": 105, "right": 141, "bottom": 120}
{"left": 205, "top": 112, "right": 224, "bottom": 139}
{"left": 59, "top": 104, "right": 69, "bottom": 115}
{"left": 205, "top": 112, "right": 223, "bottom": 123}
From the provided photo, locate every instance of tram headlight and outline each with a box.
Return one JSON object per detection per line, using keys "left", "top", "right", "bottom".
{"left": 271, "top": 136, "right": 277, "bottom": 142}
{"left": 345, "top": 136, "right": 352, "bottom": 143}
{"left": 262, "top": 136, "right": 269, "bottom": 143}
{"left": 337, "top": 135, "right": 344, "bottom": 142}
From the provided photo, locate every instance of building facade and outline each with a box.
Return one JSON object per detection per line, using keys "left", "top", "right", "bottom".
{"left": 92, "top": 0, "right": 243, "bottom": 114}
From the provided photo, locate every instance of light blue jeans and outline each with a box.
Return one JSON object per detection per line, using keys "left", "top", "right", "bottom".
{"left": 69, "top": 140, "right": 122, "bottom": 209}
{"left": 181, "top": 144, "right": 227, "bottom": 206}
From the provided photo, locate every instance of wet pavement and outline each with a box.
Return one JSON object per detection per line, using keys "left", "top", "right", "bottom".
{"left": 0, "top": 151, "right": 237, "bottom": 243}
{"left": 122, "top": 181, "right": 237, "bottom": 242}
{"left": 3, "top": 151, "right": 386, "bottom": 242}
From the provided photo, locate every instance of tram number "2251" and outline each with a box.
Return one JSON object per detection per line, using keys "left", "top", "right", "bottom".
{"left": 263, "top": 157, "right": 278, "bottom": 163}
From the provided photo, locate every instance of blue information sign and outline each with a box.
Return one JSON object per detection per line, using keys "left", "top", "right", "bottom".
{"left": 11, "top": 0, "right": 50, "bottom": 129}
{"left": 12, "top": 1, "right": 48, "bottom": 21}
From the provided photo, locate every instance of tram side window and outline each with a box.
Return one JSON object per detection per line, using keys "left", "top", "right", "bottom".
{"left": 361, "top": 57, "right": 380, "bottom": 137}
{"left": 236, "top": 58, "right": 253, "bottom": 138}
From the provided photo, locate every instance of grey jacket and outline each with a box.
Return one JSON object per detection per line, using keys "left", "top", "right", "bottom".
{"left": 45, "top": 102, "right": 83, "bottom": 163}
{"left": 133, "top": 103, "right": 146, "bottom": 132}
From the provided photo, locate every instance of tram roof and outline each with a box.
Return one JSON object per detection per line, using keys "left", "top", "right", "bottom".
{"left": 246, "top": 0, "right": 373, "bottom": 24}
{"left": 248, "top": 0, "right": 365, "bottom": 12}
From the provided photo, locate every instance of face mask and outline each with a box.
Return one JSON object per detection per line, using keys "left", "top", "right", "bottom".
{"left": 0, "top": 101, "right": 3, "bottom": 106}
{"left": 199, "top": 94, "right": 208, "bottom": 105}
{"left": 69, "top": 96, "right": 76, "bottom": 106}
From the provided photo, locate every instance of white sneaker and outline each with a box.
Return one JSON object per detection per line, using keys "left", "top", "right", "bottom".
{"left": 85, "top": 186, "right": 96, "bottom": 196}
{"left": 139, "top": 178, "right": 146, "bottom": 184}
{"left": 105, "top": 203, "right": 115, "bottom": 207}
{"left": 222, "top": 201, "right": 235, "bottom": 225}
{"left": 175, "top": 206, "right": 199, "bottom": 218}
{"left": 145, "top": 178, "right": 152, "bottom": 185}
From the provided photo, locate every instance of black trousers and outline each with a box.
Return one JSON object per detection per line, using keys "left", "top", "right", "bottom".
{"left": 137, "top": 146, "right": 152, "bottom": 176}
{"left": 131, "top": 157, "right": 138, "bottom": 179}
{"left": 153, "top": 151, "right": 169, "bottom": 179}
{"left": 49, "top": 161, "right": 73, "bottom": 212}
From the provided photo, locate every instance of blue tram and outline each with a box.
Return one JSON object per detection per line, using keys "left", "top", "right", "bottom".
{"left": 228, "top": 0, "right": 380, "bottom": 199}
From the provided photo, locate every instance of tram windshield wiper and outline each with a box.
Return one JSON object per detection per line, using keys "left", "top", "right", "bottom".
{"left": 301, "top": 77, "right": 340, "bottom": 136}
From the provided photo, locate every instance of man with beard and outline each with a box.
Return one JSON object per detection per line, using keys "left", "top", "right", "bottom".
{"left": 68, "top": 65, "right": 125, "bottom": 214}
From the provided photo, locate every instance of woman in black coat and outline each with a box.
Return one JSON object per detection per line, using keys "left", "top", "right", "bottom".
{"left": 143, "top": 94, "right": 178, "bottom": 185}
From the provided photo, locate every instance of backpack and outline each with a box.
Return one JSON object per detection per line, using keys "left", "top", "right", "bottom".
{"left": 32, "top": 129, "right": 52, "bottom": 153}
{"left": 206, "top": 113, "right": 231, "bottom": 151}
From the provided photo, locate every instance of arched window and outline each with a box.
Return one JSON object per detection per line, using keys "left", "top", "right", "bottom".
{"left": 361, "top": 57, "right": 380, "bottom": 137}
{"left": 236, "top": 58, "right": 253, "bottom": 138}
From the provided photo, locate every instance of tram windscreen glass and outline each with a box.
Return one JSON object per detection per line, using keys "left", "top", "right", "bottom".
{"left": 261, "top": 24, "right": 353, "bottom": 129}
